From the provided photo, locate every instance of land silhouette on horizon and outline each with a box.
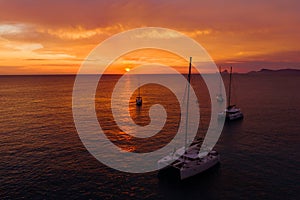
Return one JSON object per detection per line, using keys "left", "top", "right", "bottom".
{"left": 219, "top": 68, "right": 300, "bottom": 75}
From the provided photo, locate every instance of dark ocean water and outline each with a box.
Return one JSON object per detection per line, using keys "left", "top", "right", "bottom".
{"left": 0, "top": 74, "right": 299, "bottom": 200}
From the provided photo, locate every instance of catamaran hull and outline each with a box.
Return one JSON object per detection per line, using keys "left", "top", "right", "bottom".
{"left": 227, "top": 112, "right": 243, "bottom": 121}
{"left": 180, "top": 156, "right": 220, "bottom": 180}
{"left": 218, "top": 111, "right": 244, "bottom": 121}
{"left": 158, "top": 155, "right": 220, "bottom": 180}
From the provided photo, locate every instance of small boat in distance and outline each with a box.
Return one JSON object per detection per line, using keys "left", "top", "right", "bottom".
{"left": 216, "top": 66, "right": 224, "bottom": 103}
{"left": 157, "top": 57, "right": 220, "bottom": 180}
{"left": 218, "top": 67, "right": 243, "bottom": 121}
{"left": 136, "top": 87, "right": 142, "bottom": 106}
{"left": 216, "top": 94, "right": 224, "bottom": 103}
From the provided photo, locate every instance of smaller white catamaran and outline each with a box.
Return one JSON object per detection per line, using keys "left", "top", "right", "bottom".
{"left": 218, "top": 67, "right": 243, "bottom": 121}
{"left": 157, "top": 57, "right": 220, "bottom": 180}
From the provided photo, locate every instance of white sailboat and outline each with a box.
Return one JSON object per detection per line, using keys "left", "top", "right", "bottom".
{"left": 218, "top": 67, "right": 243, "bottom": 121}
{"left": 136, "top": 87, "right": 142, "bottom": 106}
{"left": 157, "top": 57, "right": 220, "bottom": 180}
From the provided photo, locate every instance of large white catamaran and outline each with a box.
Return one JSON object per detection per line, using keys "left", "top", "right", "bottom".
{"left": 157, "top": 57, "right": 220, "bottom": 180}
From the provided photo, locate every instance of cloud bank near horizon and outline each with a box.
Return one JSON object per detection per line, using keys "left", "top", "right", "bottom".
{"left": 0, "top": 0, "right": 299, "bottom": 74}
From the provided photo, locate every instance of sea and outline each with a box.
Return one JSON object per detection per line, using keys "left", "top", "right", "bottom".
{"left": 0, "top": 72, "right": 299, "bottom": 200}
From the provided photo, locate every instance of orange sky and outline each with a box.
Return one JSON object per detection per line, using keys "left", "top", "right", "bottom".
{"left": 0, "top": 0, "right": 299, "bottom": 74}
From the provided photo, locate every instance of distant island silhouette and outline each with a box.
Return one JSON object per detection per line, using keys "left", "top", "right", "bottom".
{"left": 220, "top": 68, "right": 300, "bottom": 74}
{"left": 247, "top": 68, "right": 300, "bottom": 74}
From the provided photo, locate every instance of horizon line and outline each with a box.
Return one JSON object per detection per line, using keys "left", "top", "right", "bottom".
{"left": 0, "top": 67, "right": 299, "bottom": 76}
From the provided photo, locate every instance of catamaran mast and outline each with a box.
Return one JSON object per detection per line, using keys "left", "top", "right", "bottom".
{"left": 228, "top": 66, "right": 232, "bottom": 107}
{"left": 219, "top": 66, "right": 222, "bottom": 96}
{"left": 185, "top": 57, "right": 192, "bottom": 150}
{"left": 138, "top": 87, "right": 140, "bottom": 97}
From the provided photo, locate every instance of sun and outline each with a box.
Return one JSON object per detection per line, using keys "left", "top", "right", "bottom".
{"left": 125, "top": 67, "right": 131, "bottom": 72}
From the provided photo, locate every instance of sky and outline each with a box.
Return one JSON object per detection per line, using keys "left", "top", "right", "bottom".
{"left": 0, "top": 0, "right": 299, "bottom": 74}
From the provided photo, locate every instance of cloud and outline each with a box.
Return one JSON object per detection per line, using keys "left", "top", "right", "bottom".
{"left": 0, "top": 39, "right": 75, "bottom": 62}
{"left": 0, "top": 0, "right": 299, "bottom": 31}
{"left": 186, "top": 29, "right": 213, "bottom": 37}
{"left": 0, "top": 0, "right": 299, "bottom": 74}
{"left": 133, "top": 28, "right": 183, "bottom": 39}
{"left": 0, "top": 24, "right": 25, "bottom": 35}
{"left": 228, "top": 50, "right": 300, "bottom": 63}
{"left": 5, "top": 43, "right": 43, "bottom": 51}
{"left": 37, "top": 24, "right": 125, "bottom": 40}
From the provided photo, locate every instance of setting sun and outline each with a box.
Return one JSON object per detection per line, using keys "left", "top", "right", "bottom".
{"left": 125, "top": 67, "right": 131, "bottom": 72}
